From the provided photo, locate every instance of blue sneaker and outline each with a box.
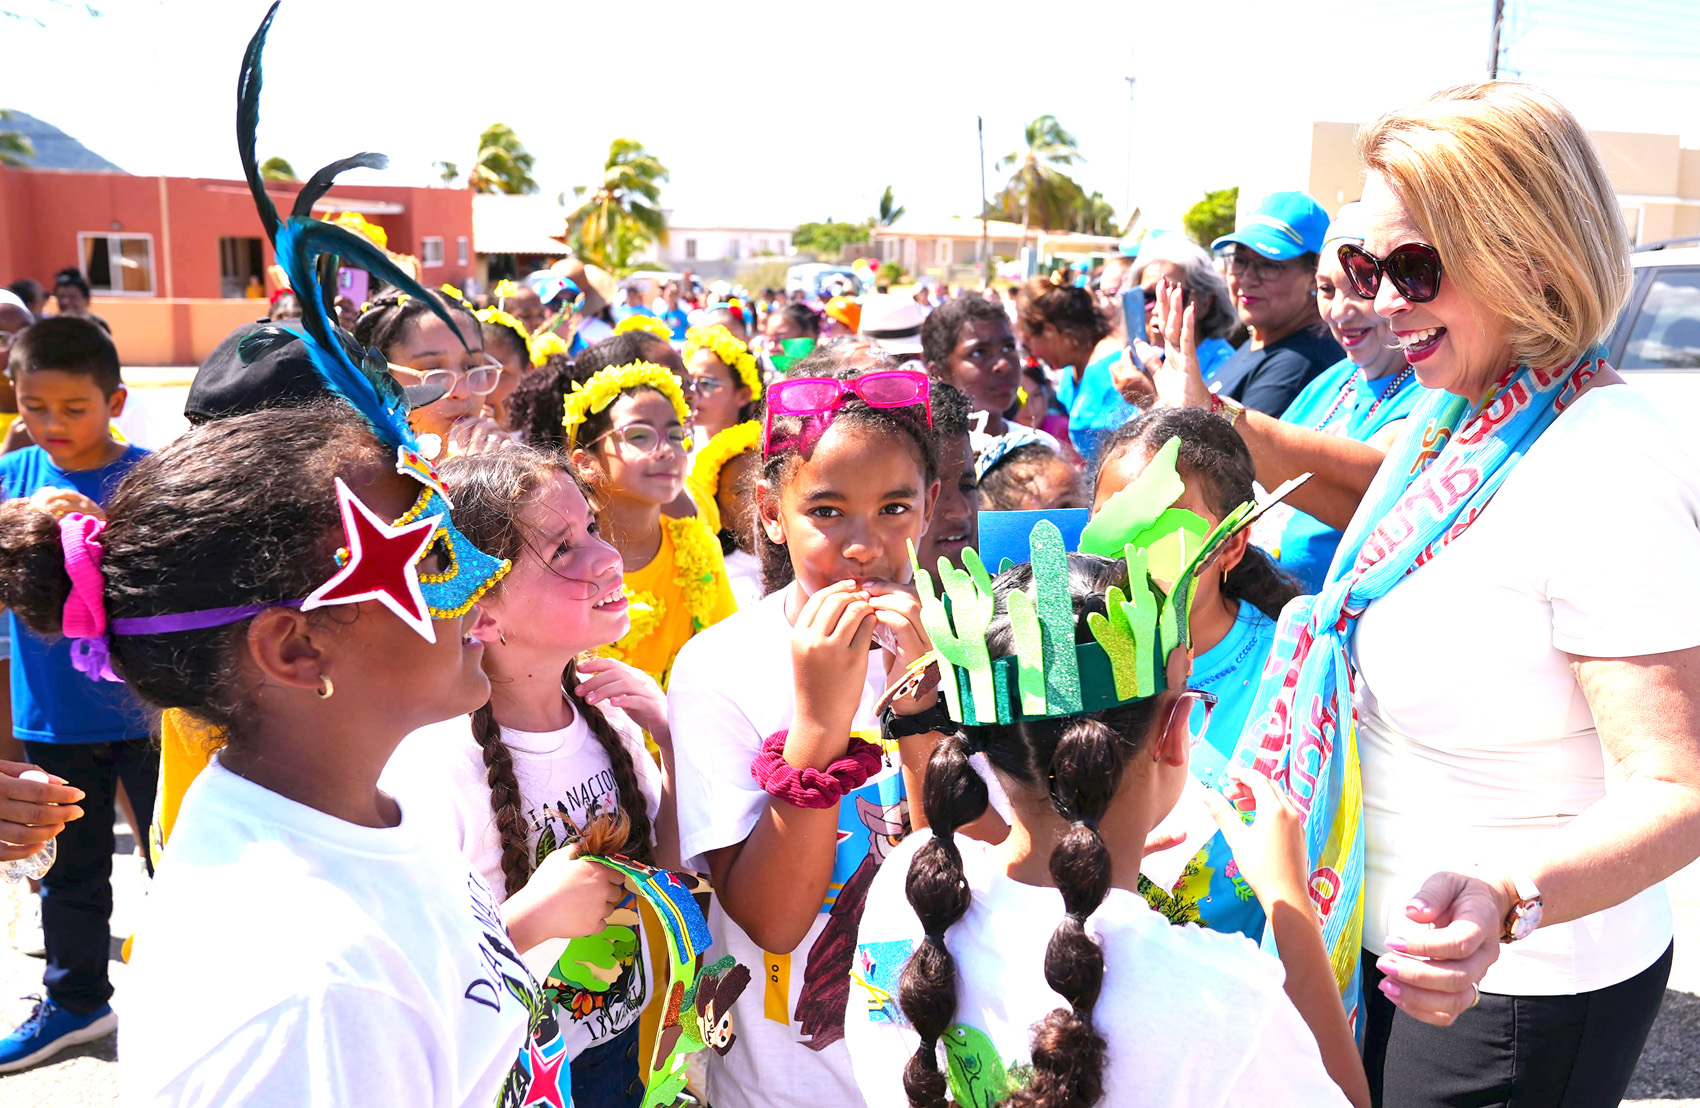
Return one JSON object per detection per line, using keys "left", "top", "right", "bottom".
{"left": 0, "top": 996, "right": 117, "bottom": 1073}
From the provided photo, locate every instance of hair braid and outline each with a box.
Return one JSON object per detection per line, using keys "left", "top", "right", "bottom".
{"left": 897, "top": 732, "right": 988, "bottom": 1108}
{"left": 1007, "top": 717, "right": 1121, "bottom": 1108}
{"left": 471, "top": 703, "right": 534, "bottom": 899}
{"left": 567, "top": 656, "right": 652, "bottom": 864}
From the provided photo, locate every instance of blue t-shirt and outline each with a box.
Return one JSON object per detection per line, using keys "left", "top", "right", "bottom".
{"left": 1055, "top": 352, "right": 1137, "bottom": 467}
{"left": 614, "top": 304, "right": 656, "bottom": 322}
{"left": 1196, "top": 335, "right": 1236, "bottom": 382}
{"left": 0, "top": 444, "right": 151, "bottom": 744}
{"left": 1140, "top": 601, "right": 1280, "bottom": 941}
{"left": 661, "top": 307, "right": 689, "bottom": 342}
{"left": 1253, "top": 358, "right": 1426, "bottom": 593}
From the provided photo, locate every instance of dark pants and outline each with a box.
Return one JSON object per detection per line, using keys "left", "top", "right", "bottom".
{"left": 570, "top": 1022, "right": 642, "bottom": 1108}
{"left": 1363, "top": 942, "right": 1672, "bottom": 1108}
{"left": 24, "top": 738, "right": 158, "bottom": 1015}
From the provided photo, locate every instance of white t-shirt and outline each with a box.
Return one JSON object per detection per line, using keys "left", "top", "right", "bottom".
{"left": 670, "top": 583, "right": 906, "bottom": 1108}
{"left": 1353, "top": 384, "right": 1700, "bottom": 995}
{"left": 121, "top": 761, "right": 569, "bottom": 1108}
{"left": 381, "top": 705, "right": 662, "bottom": 1059}
{"left": 845, "top": 831, "right": 1351, "bottom": 1108}
{"left": 724, "top": 547, "right": 764, "bottom": 610}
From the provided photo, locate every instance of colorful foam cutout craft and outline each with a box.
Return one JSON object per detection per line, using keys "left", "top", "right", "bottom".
{"left": 915, "top": 453, "right": 1314, "bottom": 723}
{"left": 977, "top": 508, "right": 1088, "bottom": 575}
{"left": 586, "top": 855, "right": 751, "bottom": 1108}
{"left": 237, "top": 4, "right": 511, "bottom": 644}
{"left": 302, "top": 478, "right": 442, "bottom": 642}
{"left": 1078, "top": 435, "right": 1211, "bottom": 584}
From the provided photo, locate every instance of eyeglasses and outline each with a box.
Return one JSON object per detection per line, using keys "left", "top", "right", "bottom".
{"left": 407, "top": 358, "right": 504, "bottom": 397}
{"left": 1163, "top": 688, "right": 1218, "bottom": 752}
{"left": 591, "top": 422, "right": 693, "bottom": 456}
{"left": 1226, "top": 250, "right": 1301, "bottom": 284}
{"left": 763, "top": 369, "right": 932, "bottom": 457}
{"left": 1336, "top": 242, "right": 1444, "bottom": 304}
{"left": 684, "top": 375, "right": 729, "bottom": 398}
{"left": 0, "top": 329, "right": 20, "bottom": 348}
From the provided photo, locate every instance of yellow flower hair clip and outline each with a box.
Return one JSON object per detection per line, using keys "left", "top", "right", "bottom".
{"left": 615, "top": 315, "right": 675, "bottom": 342}
{"left": 686, "top": 420, "right": 761, "bottom": 528}
{"left": 528, "top": 330, "right": 571, "bottom": 368}
{"left": 493, "top": 278, "right": 521, "bottom": 302}
{"left": 683, "top": 324, "right": 762, "bottom": 400}
{"left": 439, "top": 283, "right": 469, "bottom": 307}
{"left": 563, "top": 361, "right": 691, "bottom": 445}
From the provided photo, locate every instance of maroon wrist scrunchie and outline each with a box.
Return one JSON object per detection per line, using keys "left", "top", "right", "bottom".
{"left": 750, "top": 729, "right": 885, "bottom": 809}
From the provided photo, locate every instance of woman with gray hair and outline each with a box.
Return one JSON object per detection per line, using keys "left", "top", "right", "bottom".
{"left": 1133, "top": 234, "right": 1240, "bottom": 379}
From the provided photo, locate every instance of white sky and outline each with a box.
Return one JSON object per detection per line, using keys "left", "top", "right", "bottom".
{"left": 4, "top": 0, "right": 1699, "bottom": 232}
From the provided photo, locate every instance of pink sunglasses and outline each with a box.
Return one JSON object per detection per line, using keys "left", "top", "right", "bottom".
{"left": 762, "top": 369, "right": 932, "bottom": 458}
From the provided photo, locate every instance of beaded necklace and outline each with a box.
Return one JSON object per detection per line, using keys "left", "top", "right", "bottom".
{"left": 1313, "top": 362, "right": 1415, "bottom": 433}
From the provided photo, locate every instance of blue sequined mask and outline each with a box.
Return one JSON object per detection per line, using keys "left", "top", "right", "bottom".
{"left": 392, "top": 447, "right": 509, "bottom": 618}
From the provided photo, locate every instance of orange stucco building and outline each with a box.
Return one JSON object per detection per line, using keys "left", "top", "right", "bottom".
{"left": 0, "top": 164, "right": 476, "bottom": 365}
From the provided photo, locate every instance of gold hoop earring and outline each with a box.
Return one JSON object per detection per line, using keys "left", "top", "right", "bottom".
{"left": 316, "top": 674, "right": 334, "bottom": 700}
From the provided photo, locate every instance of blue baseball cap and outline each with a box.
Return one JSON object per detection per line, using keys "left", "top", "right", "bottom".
{"left": 1212, "top": 191, "right": 1332, "bottom": 261}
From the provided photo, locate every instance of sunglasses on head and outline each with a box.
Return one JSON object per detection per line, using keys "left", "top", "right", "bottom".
{"left": 1336, "top": 242, "right": 1444, "bottom": 304}
{"left": 762, "top": 368, "right": 932, "bottom": 458}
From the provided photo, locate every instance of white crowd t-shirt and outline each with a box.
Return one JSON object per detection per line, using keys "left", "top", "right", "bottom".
{"left": 121, "top": 761, "right": 569, "bottom": 1108}
{"left": 1353, "top": 385, "right": 1700, "bottom": 995}
{"left": 670, "top": 583, "right": 907, "bottom": 1108}
{"left": 381, "top": 704, "right": 662, "bottom": 1059}
{"left": 845, "top": 831, "right": 1351, "bottom": 1108}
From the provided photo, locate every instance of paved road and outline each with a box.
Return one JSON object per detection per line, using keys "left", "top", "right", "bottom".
{"left": 1, "top": 818, "right": 1697, "bottom": 1107}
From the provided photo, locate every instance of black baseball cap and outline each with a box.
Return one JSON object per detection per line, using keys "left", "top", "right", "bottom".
{"left": 185, "top": 320, "right": 446, "bottom": 423}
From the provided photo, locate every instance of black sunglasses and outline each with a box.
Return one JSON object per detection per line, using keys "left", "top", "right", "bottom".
{"left": 1336, "top": 242, "right": 1443, "bottom": 303}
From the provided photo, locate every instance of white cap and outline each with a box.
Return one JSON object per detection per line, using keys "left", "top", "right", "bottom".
{"left": 857, "top": 293, "right": 925, "bottom": 355}
{"left": 0, "top": 289, "right": 26, "bottom": 313}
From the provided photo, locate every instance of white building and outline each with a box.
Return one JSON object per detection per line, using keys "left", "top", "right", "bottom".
{"left": 638, "top": 211, "right": 796, "bottom": 278}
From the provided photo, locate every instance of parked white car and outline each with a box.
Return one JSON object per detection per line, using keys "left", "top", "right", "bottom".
{"left": 1606, "top": 242, "right": 1700, "bottom": 430}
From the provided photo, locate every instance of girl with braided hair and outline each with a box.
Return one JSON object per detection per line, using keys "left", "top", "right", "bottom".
{"left": 844, "top": 547, "right": 1368, "bottom": 1108}
{"left": 381, "top": 445, "right": 678, "bottom": 1108}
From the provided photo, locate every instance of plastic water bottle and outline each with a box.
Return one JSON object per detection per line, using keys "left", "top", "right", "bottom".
{"left": 3, "top": 771, "right": 57, "bottom": 883}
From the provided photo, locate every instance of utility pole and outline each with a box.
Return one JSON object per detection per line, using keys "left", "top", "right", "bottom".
{"left": 978, "top": 115, "right": 990, "bottom": 288}
{"left": 1124, "top": 71, "right": 1137, "bottom": 226}
{"left": 1488, "top": 0, "right": 1505, "bottom": 78}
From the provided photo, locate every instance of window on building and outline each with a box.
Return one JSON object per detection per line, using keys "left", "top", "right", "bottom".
{"left": 1621, "top": 268, "right": 1700, "bottom": 370}
{"left": 729, "top": 239, "right": 741, "bottom": 260}
{"left": 218, "top": 236, "right": 265, "bottom": 298}
{"left": 685, "top": 238, "right": 698, "bottom": 261}
{"left": 457, "top": 236, "right": 470, "bottom": 267}
{"left": 935, "top": 239, "right": 952, "bottom": 266}
{"left": 422, "top": 236, "right": 445, "bottom": 268}
{"left": 78, "top": 232, "right": 155, "bottom": 296}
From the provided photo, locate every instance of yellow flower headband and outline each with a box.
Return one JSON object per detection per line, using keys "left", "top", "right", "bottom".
{"left": 686, "top": 420, "right": 761, "bottom": 511}
{"left": 493, "top": 278, "right": 522, "bottom": 302}
{"left": 563, "top": 361, "right": 691, "bottom": 446}
{"left": 615, "top": 314, "right": 675, "bottom": 341}
{"left": 683, "top": 324, "right": 762, "bottom": 400}
{"left": 475, "top": 306, "right": 530, "bottom": 359}
{"left": 528, "top": 330, "right": 571, "bottom": 368}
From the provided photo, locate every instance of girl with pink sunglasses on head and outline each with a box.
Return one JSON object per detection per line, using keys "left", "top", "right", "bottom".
{"left": 666, "top": 347, "right": 959, "bottom": 1108}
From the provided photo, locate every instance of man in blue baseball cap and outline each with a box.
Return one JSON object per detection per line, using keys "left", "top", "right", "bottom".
{"left": 1184, "top": 190, "right": 1343, "bottom": 417}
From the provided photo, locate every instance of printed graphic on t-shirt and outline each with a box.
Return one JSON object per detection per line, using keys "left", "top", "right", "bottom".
{"left": 525, "top": 765, "right": 649, "bottom": 1045}
{"left": 790, "top": 733, "right": 909, "bottom": 1052}
{"left": 466, "top": 874, "right": 571, "bottom": 1108}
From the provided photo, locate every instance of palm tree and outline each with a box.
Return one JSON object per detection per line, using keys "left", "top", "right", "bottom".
{"left": 875, "top": 185, "right": 905, "bottom": 227}
{"left": 567, "top": 138, "right": 669, "bottom": 273}
{"left": 433, "top": 160, "right": 460, "bottom": 187}
{"left": 259, "top": 155, "right": 297, "bottom": 182}
{"left": 0, "top": 110, "right": 32, "bottom": 168}
{"left": 1073, "top": 191, "right": 1120, "bottom": 237}
{"left": 469, "top": 123, "right": 538, "bottom": 195}
{"left": 995, "top": 115, "right": 1084, "bottom": 238}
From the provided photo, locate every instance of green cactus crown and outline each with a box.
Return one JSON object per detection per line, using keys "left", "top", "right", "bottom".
{"left": 912, "top": 436, "right": 1272, "bottom": 726}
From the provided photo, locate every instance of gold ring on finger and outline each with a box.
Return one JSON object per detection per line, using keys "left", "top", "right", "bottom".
{"left": 1468, "top": 983, "right": 1481, "bottom": 1009}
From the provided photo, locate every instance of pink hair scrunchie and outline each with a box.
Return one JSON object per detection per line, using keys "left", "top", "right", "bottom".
{"left": 58, "top": 513, "right": 119, "bottom": 683}
{"left": 750, "top": 729, "right": 886, "bottom": 809}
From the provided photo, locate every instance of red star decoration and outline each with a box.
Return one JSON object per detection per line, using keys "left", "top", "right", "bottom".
{"left": 302, "top": 478, "right": 443, "bottom": 642}
{"left": 523, "top": 1035, "right": 570, "bottom": 1108}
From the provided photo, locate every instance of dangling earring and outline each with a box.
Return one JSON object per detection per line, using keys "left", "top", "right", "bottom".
{"left": 498, "top": 629, "right": 507, "bottom": 646}
{"left": 316, "top": 674, "right": 335, "bottom": 699}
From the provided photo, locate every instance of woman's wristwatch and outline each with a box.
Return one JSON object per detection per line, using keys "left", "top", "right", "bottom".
{"left": 1208, "top": 389, "right": 1245, "bottom": 427}
{"left": 1501, "top": 873, "right": 1543, "bottom": 943}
